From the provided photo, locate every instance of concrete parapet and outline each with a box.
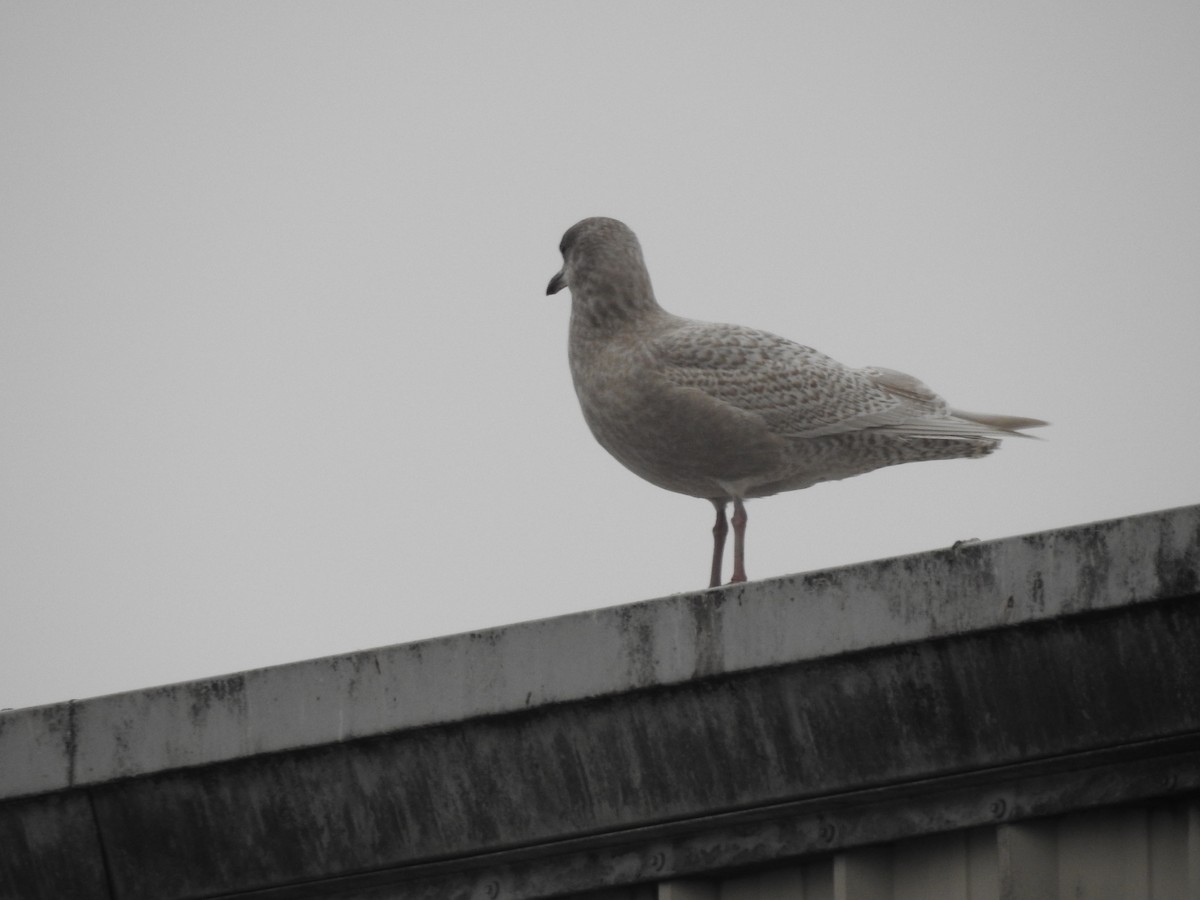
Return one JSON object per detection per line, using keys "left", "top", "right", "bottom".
{"left": 1, "top": 504, "right": 1198, "bottom": 899}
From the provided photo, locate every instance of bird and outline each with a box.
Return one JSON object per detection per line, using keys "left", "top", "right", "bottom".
{"left": 547, "top": 217, "right": 1046, "bottom": 588}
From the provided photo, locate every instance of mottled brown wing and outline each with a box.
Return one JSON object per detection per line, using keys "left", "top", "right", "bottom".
{"left": 652, "top": 321, "right": 913, "bottom": 439}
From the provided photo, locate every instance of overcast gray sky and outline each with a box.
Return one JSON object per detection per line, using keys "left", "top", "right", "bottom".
{"left": 3, "top": 3, "right": 1198, "bottom": 711}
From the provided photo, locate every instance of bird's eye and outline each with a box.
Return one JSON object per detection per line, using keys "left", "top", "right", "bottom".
{"left": 559, "top": 240, "right": 567, "bottom": 255}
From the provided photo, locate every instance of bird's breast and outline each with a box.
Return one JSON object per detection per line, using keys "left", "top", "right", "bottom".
{"left": 568, "top": 339, "right": 785, "bottom": 499}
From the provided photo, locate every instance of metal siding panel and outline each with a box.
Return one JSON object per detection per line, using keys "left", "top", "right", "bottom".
{"left": 1148, "top": 805, "right": 1188, "bottom": 900}
{"left": 716, "top": 865, "right": 806, "bottom": 899}
{"left": 892, "top": 832, "right": 968, "bottom": 900}
{"left": 720, "top": 873, "right": 760, "bottom": 900}
{"left": 834, "top": 845, "right": 893, "bottom": 900}
{"left": 660, "top": 882, "right": 719, "bottom": 900}
{"left": 803, "top": 858, "right": 835, "bottom": 900}
{"left": 1057, "top": 809, "right": 1146, "bottom": 900}
{"left": 1188, "top": 804, "right": 1200, "bottom": 900}
{"left": 757, "top": 866, "right": 807, "bottom": 899}
{"left": 1122, "top": 809, "right": 1152, "bottom": 900}
{"left": 998, "top": 820, "right": 1057, "bottom": 900}
{"left": 966, "top": 826, "right": 1000, "bottom": 900}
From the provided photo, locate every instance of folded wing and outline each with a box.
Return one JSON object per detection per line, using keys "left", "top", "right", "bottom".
{"left": 654, "top": 322, "right": 1047, "bottom": 442}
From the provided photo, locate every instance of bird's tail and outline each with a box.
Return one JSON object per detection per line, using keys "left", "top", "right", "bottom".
{"left": 950, "top": 410, "right": 1049, "bottom": 438}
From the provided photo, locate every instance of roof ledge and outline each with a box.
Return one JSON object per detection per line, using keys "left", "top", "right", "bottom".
{"left": 2, "top": 504, "right": 1198, "bottom": 899}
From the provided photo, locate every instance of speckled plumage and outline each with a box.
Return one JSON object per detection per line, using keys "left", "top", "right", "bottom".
{"left": 547, "top": 217, "right": 1046, "bottom": 586}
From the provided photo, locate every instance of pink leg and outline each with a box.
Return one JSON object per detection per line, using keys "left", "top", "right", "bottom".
{"left": 730, "top": 499, "right": 748, "bottom": 583}
{"left": 709, "top": 500, "right": 728, "bottom": 588}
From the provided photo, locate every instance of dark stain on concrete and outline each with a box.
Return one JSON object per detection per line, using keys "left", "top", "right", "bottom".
{"left": 1156, "top": 516, "right": 1200, "bottom": 599}
{"left": 690, "top": 591, "right": 725, "bottom": 679}
{"left": 615, "top": 604, "right": 658, "bottom": 687}
{"left": 0, "top": 792, "right": 110, "bottom": 899}
{"left": 187, "top": 675, "right": 247, "bottom": 725}
{"left": 65, "top": 702, "right": 77, "bottom": 788}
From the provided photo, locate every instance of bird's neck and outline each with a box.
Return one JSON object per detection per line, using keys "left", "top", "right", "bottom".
{"left": 569, "top": 270, "right": 661, "bottom": 333}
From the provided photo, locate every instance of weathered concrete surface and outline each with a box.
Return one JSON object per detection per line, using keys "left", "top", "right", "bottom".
{"left": 3, "top": 504, "right": 1196, "bottom": 801}
{"left": 1, "top": 504, "right": 1198, "bottom": 899}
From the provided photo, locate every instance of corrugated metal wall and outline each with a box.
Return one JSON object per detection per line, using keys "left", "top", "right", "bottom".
{"left": 580, "top": 800, "right": 1200, "bottom": 900}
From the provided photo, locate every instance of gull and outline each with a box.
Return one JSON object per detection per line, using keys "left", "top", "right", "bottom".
{"left": 547, "top": 217, "right": 1046, "bottom": 588}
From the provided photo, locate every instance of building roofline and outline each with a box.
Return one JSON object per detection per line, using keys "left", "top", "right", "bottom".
{"left": 2, "top": 504, "right": 1198, "bottom": 801}
{"left": 3, "top": 505, "right": 1200, "bottom": 899}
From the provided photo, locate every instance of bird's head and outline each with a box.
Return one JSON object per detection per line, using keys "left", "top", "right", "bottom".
{"left": 546, "top": 217, "right": 655, "bottom": 308}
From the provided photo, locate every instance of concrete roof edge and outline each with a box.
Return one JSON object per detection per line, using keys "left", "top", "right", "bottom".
{"left": 2, "top": 503, "right": 1197, "bottom": 800}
